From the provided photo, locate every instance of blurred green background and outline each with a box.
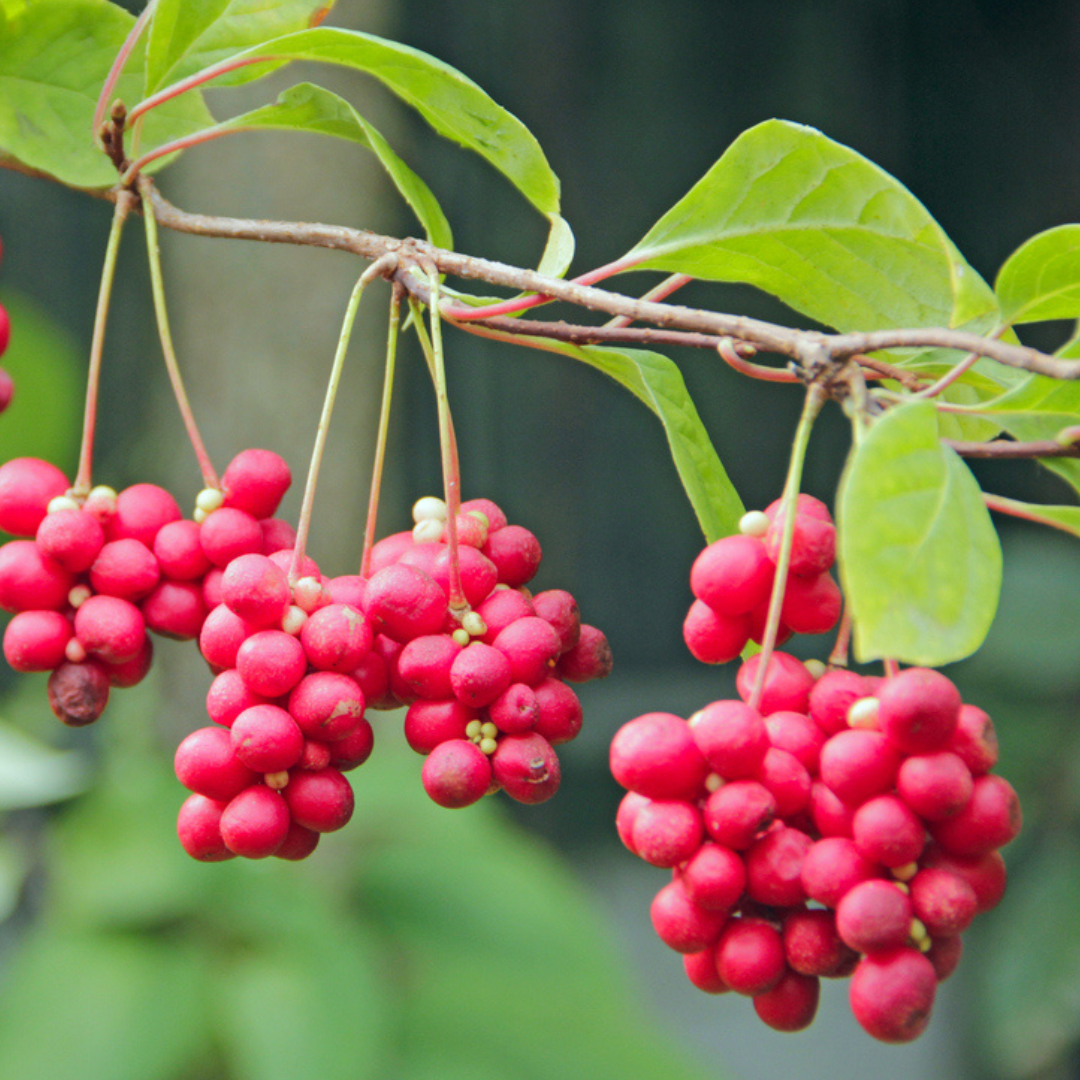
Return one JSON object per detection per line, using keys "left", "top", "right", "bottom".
{"left": 1, "top": 1, "right": 1080, "bottom": 1078}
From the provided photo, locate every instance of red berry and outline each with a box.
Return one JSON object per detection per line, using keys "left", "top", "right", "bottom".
{"left": 482, "top": 524, "right": 541, "bottom": 586}
{"left": 450, "top": 641, "right": 512, "bottom": 708}
{"left": 0, "top": 458, "right": 70, "bottom": 537}
{"left": 175, "top": 726, "right": 258, "bottom": 801}
{"left": 611, "top": 712, "right": 709, "bottom": 800}
{"left": 650, "top": 879, "right": 728, "bottom": 954}
{"left": 199, "top": 603, "right": 253, "bottom": 670}
{"left": 274, "top": 821, "right": 320, "bottom": 861}
{"left": 476, "top": 588, "right": 535, "bottom": 644}
{"left": 909, "top": 868, "right": 978, "bottom": 937}
{"left": 678, "top": 842, "right": 747, "bottom": 911}
{"left": 756, "top": 746, "right": 813, "bottom": 818}
{"left": 753, "top": 970, "right": 820, "bottom": 1032}
{"left": 108, "top": 483, "right": 181, "bottom": 548}
{"left": 836, "top": 879, "right": 914, "bottom": 954}
{"left": 715, "top": 917, "right": 786, "bottom": 995}
{"left": 142, "top": 580, "right": 207, "bottom": 640}
{"left": 800, "top": 837, "right": 881, "bottom": 908}
{"left": 896, "top": 751, "right": 974, "bottom": 822}
{"left": 808, "top": 668, "right": 872, "bottom": 736}
{"left": 947, "top": 703, "right": 999, "bottom": 775}
{"left": 104, "top": 635, "right": 154, "bottom": 687}
{"left": 397, "top": 634, "right": 462, "bottom": 699}
{"left": 220, "top": 785, "right": 290, "bottom": 858}
{"left": 206, "top": 668, "right": 270, "bottom": 727}
{"left": 222, "top": 552, "right": 291, "bottom": 628}
{"left": 736, "top": 651, "right": 815, "bottom": 716}
{"left": 779, "top": 571, "right": 841, "bottom": 635}
{"left": 221, "top": 448, "right": 292, "bottom": 519}
{"left": 90, "top": 538, "right": 160, "bottom": 601}
{"left": 491, "top": 731, "right": 561, "bottom": 804}
{"left": 629, "top": 799, "right": 705, "bottom": 868}
{"left": 287, "top": 672, "right": 366, "bottom": 741}
{"left": 688, "top": 699, "right": 768, "bottom": 780}
{"left": 300, "top": 603, "right": 373, "bottom": 672}
{"left": 420, "top": 739, "right": 491, "bottom": 808}
{"left": 532, "top": 677, "right": 583, "bottom": 744}
{"left": 557, "top": 624, "right": 612, "bottom": 682}
{"left": 364, "top": 564, "right": 447, "bottom": 643}
{"left": 3, "top": 609, "right": 72, "bottom": 671}
{"left": 488, "top": 682, "right": 540, "bottom": 735}
{"left": 460, "top": 497, "right": 507, "bottom": 532}
{"left": 403, "top": 698, "right": 477, "bottom": 754}
{"left": 36, "top": 508, "right": 105, "bottom": 572}
{"left": 690, "top": 534, "right": 774, "bottom": 617}
{"left": 703, "top": 780, "right": 776, "bottom": 850}
{"left": 930, "top": 774, "right": 1021, "bottom": 856}
{"left": 683, "top": 946, "right": 730, "bottom": 994}
{"left": 492, "top": 616, "right": 562, "bottom": 686}
{"left": 176, "top": 794, "right": 234, "bottom": 862}
{"left": 849, "top": 948, "right": 936, "bottom": 1043}
{"left": 74, "top": 594, "right": 146, "bottom": 664}
{"left": 0, "top": 539, "right": 75, "bottom": 612}
{"left": 745, "top": 825, "right": 812, "bottom": 907}
{"left": 876, "top": 668, "right": 961, "bottom": 754}
{"left": 235, "top": 629, "right": 307, "bottom": 697}
{"left": 326, "top": 720, "right": 374, "bottom": 771}
{"left": 200, "top": 507, "right": 263, "bottom": 568}
{"left": 764, "top": 711, "right": 825, "bottom": 773}
{"left": 783, "top": 908, "right": 857, "bottom": 977}
{"left": 153, "top": 519, "right": 212, "bottom": 580}
{"left": 284, "top": 767, "right": 354, "bottom": 831}
{"left": 231, "top": 704, "right": 305, "bottom": 772}
{"left": 819, "top": 729, "right": 903, "bottom": 806}
{"left": 852, "top": 793, "right": 926, "bottom": 867}
{"left": 683, "top": 600, "right": 750, "bottom": 664}
{"left": 530, "top": 589, "right": 581, "bottom": 652}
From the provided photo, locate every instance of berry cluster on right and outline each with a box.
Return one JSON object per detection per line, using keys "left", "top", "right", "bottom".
{"left": 611, "top": 497, "right": 1020, "bottom": 1043}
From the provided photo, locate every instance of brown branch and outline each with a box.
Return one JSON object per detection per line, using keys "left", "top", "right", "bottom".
{"left": 138, "top": 185, "right": 1080, "bottom": 381}
{"left": 945, "top": 439, "right": 1080, "bottom": 459}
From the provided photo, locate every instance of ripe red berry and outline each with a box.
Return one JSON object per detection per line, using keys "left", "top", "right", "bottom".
{"left": 835, "top": 879, "right": 914, "bottom": 954}
{"left": 783, "top": 908, "right": 857, "bottom": 977}
{"left": 557, "top": 624, "right": 613, "bottom": 682}
{"left": 753, "top": 970, "right": 820, "bottom": 1032}
{"left": 744, "top": 825, "right": 812, "bottom": 907}
{"left": 300, "top": 603, "right": 372, "bottom": 672}
{"left": 756, "top": 747, "right": 813, "bottom": 818}
{"left": 221, "top": 552, "right": 291, "bottom": 628}
{"left": 715, "top": 917, "right": 787, "bottom": 995}
{"left": 492, "top": 616, "right": 562, "bottom": 686}
{"left": 176, "top": 794, "right": 234, "bottom": 862}
{"left": 491, "top": 732, "right": 561, "bottom": 804}
{"left": 650, "top": 879, "right": 728, "bottom": 954}
{"left": 175, "top": 726, "right": 259, "bottom": 801}
{"left": 800, "top": 837, "right": 881, "bottom": 908}
{"left": 153, "top": 519, "right": 212, "bottom": 580}
{"left": 736, "top": 652, "right": 815, "bottom": 716}
{"left": 688, "top": 700, "right": 768, "bottom": 779}
{"left": 108, "top": 483, "right": 182, "bottom": 548}
{"left": 876, "top": 667, "right": 962, "bottom": 754}
{"left": 221, "top": 448, "right": 292, "bottom": 519}
{"left": 530, "top": 589, "right": 581, "bottom": 652}
{"left": 450, "top": 641, "right": 512, "bottom": 708}
{"left": 476, "top": 588, "right": 535, "bottom": 643}
{"left": 403, "top": 698, "right": 477, "bottom": 754}
{"left": 682, "top": 946, "right": 730, "bottom": 994}
{"left": 921, "top": 845, "right": 1007, "bottom": 913}
{"left": 230, "top": 704, "right": 305, "bottom": 772}
{"left": 482, "top": 524, "right": 541, "bottom": 586}
{"left": 690, "top": 534, "right": 774, "bottom": 616}
{"left": 200, "top": 507, "right": 264, "bottom": 568}
{"left": 808, "top": 668, "right": 872, "bottom": 736}
{"left": 532, "top": 677, "right": 583, "bottom": 744}
{"left": 397, "top": 634, "right": 462, "bottom": 699}
{"left": 36, "top": 508, "right": 105, "bottom": 572}
{"left": 142, "top": 580, "right": 207, "bottom": 640}
{"left": 287, "top": 671, "right": 366, "bottom": 741}
{"left": 220, "top": 784, "right": 290, "bottom": 858}
{"left": 0, "top": 539, "right": 75, "bottom": 611}
{"left": 909, "top": 868, "right": 977, "bottom": 937}
{"left": 3, "top": 609, "right": 72, "bottom": 671}
{"left": 947, "top": 703, "right": 999, "bottom": 775}
{"left": 852, "top": 793, "right": 927, "bottom": 867}
{"left": 420, "top": 738, "right": 492, "bottom": 808}
{"left": 284, "top": 767, "right": 355, "bottom": 831}
{"left": 703, "top": 779, "right": 777, "bottom": 850}
{"left": 235, "top": 629, "right": 307, "bottom": 697}
{"left": 364, "top": 563, "right": 447, "bottom": 643}
{"left": 488, "top": 682, "right": 540, "bottom": 735}
{"left": 896, "top": 751, "right": 973, "bottom": 822}
{"left": 819, "top": 729, "right": 903, "bottom": 807}
{"left": 930, "top": 774, "right": 1021, "bottom": 857}
{"left": 779, "top": 571, "right": 841, "bottom": 635}
{"left": 683, "top": 600, "right": 751, "bottom": 664}
{"left": 629, "top": 799, "right": 705, "bottom": 868}
{"left": 678, "top": 842, "right": 747, "bottom": 911}
{"left": 611, "top": 712, "right": 709, "bottom": 800}
{"left": 0, "top": 458, "right": 70, "bottom": 537}
{"left": 849, "top": 947, "right": 937, "bottom": 1043}
{"left": 74, "top": 594, "right": 146, "bottom": 664}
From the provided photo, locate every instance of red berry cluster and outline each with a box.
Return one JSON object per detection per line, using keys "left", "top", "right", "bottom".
{"left": 0, "top": 449, "right": 294, "bottom": 726}
{"left": 611, "top": 497, "right": 1020, "bottom": 1043}
{"left": 174, "top": 492, "right": 611, "bottom": 861}
{"left": 369, "top": 496, "right": 611, "bottom": 809}
{"left": 684, "top": 494, "right": 841, "bottom": 663}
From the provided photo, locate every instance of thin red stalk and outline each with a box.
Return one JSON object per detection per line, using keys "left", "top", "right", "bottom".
{"left": 605, "top": 273, "right": 693, "bottom": 328}
{"left": 983, "top": 492, "right": 1078, "bottom": 533}
{"left": 73, "top": 192, "right": 136, "bottom": 496}
{"left": 140, "top": 179, "right": 219, "bottom": 489}
{"left": 717, "top": 337, "right": 801, "bottom": 383}
{"left": 883, "top": 658, "right": 899, "bottom": 679}
{"left": 93, "top": 0, "right": 156, "bottom": 141}
{"left": 443, "top": 252, "right": 647, "bottom": 322}
{"left": 126, "top": 55, "right": 272, "bottom": 126}
{"left": 827, "top": 605, "right": 853, "bottom": 668}
{"left": 123, "top": 125, "right": 237, "bottom": 186}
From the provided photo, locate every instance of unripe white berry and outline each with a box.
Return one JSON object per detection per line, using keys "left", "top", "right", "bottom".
{"left": 193, "top": 507, "right": 208, "bottom": 524}
{"left": 47, "top": 495, "right": 80, "bottom": 514}
{"left": 68, "top": 584, "right": 93, "bottom": 608}
{"left": 65, "top": 638, "right": 87, "bottom": 663}
{"left": 412, "top": 518, "right": 444, "bottom": 543}
{"left": 293, "top": 576, "right": 323, "bottom": 613}
{"left": 705, "top": 772, "right": 725, "bottom": 792}
{"left": 264, "top": 771, "right": 290, "bottom": 790}
{"left": 281, "top": 605, "right": 308, "bottom": 635}
{"left": 451, "top": 628, "right": 470, "bottom": 647}
{"left": 412, "top": 496, "right": 447, "bottom": 523}
{"left": 892, "top": 861, "right": 920, "bottom": 882}
{"left": 195, "top": 487, "right": 225, "bottom": 514}
{"left": 739, "top": 510, "right": 770, "bottom": 537}
{"left": 465, "top": 719, "right": 483, "bottom": 740}
{"left": 804, "top": 658, "right": 827, "bottom": 680}
{"left": 847, "top": 696, "right": 880, "bottom": 729}
{"left": 479, "top": 737, "right": 498, "bottom": 755}
{"left": 461, "top": 611, "right": 486, "bottom": 638}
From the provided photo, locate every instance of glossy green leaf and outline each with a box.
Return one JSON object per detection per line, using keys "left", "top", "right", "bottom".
{"left": 996, "top": 224, "right": 1080, "bottom": 325}
{"left": 838, "top": 400, "right": 1002, "bottom": 664}
{"left": 145, "top": 0, "right": 332, "bottom": 94}
{"left": 445, "top": 331, "right": 741, "bottom": 541}
{"left": 206, "top": 82, "right": 452, "bottom": 248}
{"left": 537, "top": 212, "right": 575, "bottom": 278}
{"left": 0, "top": 0, "right": 214, "bottom": 189}
{"left": 978, "top": 835, "right": 1080, "bottom": 1078}
{"left": 0, "top": 929, "right": 208, "bottom": 1080}
{"left": 222, "top": 27, "right": 561, "bottom": 218}
{"left": 627, "top": 119, "right": 998, "bottom": 334}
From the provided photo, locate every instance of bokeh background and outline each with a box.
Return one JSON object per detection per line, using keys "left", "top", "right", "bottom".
{"left": 1, "top": 1, "right": 1080, "bottom": 1077}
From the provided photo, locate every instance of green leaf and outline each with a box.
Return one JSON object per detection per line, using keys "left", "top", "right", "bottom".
{"left": 977, "top": 834, "right": 1080, "bottom": 1078}
{"left": 0, "top": 720, "right": 89, "bottom": 810}
{"left": 221, "top": 27, "right": 561, "bottom": 218}
{"left": 0, "top": 0, "right": 214, "bottom": 189}
{"left": 964, "top": 372, "right": 1080, "bottom": 443}
{"left": 985, "top": 495, "right": 1080, "bottom": 538}
{"left": 446, "top": 331, "right": 742, "bottom": 541}
{"left": 0, "top": 928, "right": 208, "bottom": 1080}
{"left": 627, "top": 119, "right": 998, "bottom": 334}
{"left": 145, "top": 0, "right": 333, "bottom": 94}
{"left": 206, "top": 82, "right": 452, "bottom": 248}
{"left": 837, "top": 400, "right": 1002, "bottom": 664}
{"left": 537, "top": 212, "right": 575, "bottom": 278}
{"left": 996, "top": 224, "right": 1080, "bottom": 325}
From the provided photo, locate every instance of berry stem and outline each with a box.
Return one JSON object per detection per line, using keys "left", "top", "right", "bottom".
{"left": 748, "top": 382, "right": 827, "bottom": 712}
{"left": 717, "top": 337, "right": 801, "bottom": 383}
{"left": 883, "top": 658, "right": 900, "bottom": 679}
{"left": 411, "top": 280, "right": 467, "bottom": 612}
{"left": 827, "top": 604, "right": 853, "bottom": 668}
{"left": 92, "top": 0, "right": 156, "bottom": 143}
{"left": 360, "top": 285, "right": 403, "bottom": 577}
{"left": 140, "top": 179, "right": 220, "bottom": 490}
{"left": 290, "top": 272, "right": 369, "bottom": 586}
{"left": 73, "top": 190, "right": 137, "bottom": 497}
{"left": 126, "top": 56, "right": 272, "bottom": 127}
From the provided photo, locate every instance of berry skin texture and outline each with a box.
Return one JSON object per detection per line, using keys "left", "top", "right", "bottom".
{"left": 650, "top": 879, "right": 728, "bottom": 954}
{"left": 221, "top": 553, "right": 290, "bottom": 628}
{"left": 690, "top": 534, "right": 774, "bottom": 616}
{"left": 678, "top": 843, "right": 747, "bottom": 911}
{"left": 108, "top": 483, "right": 182, "bottom": 548}
{"left": 199, "top": 507, "right": 263, "bottom": 568}
{"left": 74, "top": 594, "right": 146, "bottom": 664}
{"left": 364, "top": 564, "right": 447, "bottom": 643}
{"left": 482, "top": 524, "right": 541, "bottom": 586}
{"left": 736, "top": 651, "right": 815, "bottom": 716}
{"left": 284, "top": 768, "right": 355, "bottom": 831}
{"left": 230, "top": 704, "right": 305, "bottom": 773}
{"left": 420, "top": 739, "right": 492, "bottom": 808}
{"left": 3, "top": 610, "right": 72, "bottom": 671}
{"left": 896, "top": 751, "right": 973, "bottom": 822}
{"left": 703, "top": 780, "right": 776, "bottom": 850}
{"left": 819, "top": 729, "right": 903, "bottom": 807}
{"left": 220, "top": 785, "right": 291, "bottom": 858}
{"left": 689, "top": 700, "right": 768, "bottom": 779}
{"left": 557, "top": 624, "right": 613, "bottom": 682}
{"left": 745, "top": 825, "right": 812, "bottom": 907}
{"left": 0, "top": 458, "right": 70, "bottom": 537}
{"left": 629, "top": 800, "right": 704, "bottom": 868}
{"left": 36, "top": 508, "right": 105, "bottom": 572}
{"left": 176, "top": 794, "right": 234, "bottom": 862}
{"left": 221, "top": 448, "right": 291, "bottom": 520}
{"left": 175, "top": 726, "right": 258, "bottom": 802}
{"left": 683, "top": 600, "right": 750, "bottom": 665}
{"left": 287, "top": 672, "right": 366, "bottom": 742}
{"left": 715, "top": 917, "right": 787, "bottom": 995}
{"left": 930, "top": 774, "right": 1022, "bottom": 857}
{"left": 300, "top": 603, "right": 372, "bottom": 672}
{"left": 0, "top": 540, "right": 76, "bottom": 612}
{"left": 783, "top": 909, "right": 857, "bottom": 978}
{"left": 235, "top": 629, "right": 307, "bottom": 698}
{"left": 835, "top": 879, "right": 914, "bottom": 954}
{"left": 610, "top": 713, "right": 709, "bottom": 801}
{"left": 852, "top": 793, "right": 926, "bottom": 868}
{"left": 683, "top": 946, "right": 730, "bottom": 994}
{"left": 753, "top": 970, "right": 821, "bottom": 1033}
{"left": 849, "top": 948, "right": 937, "bottom": 1043}
{"left": 876, "top": 667, "right": 962, "bottom": 754}
{"left": 492, "top": 732, "right": 561, "bottom": 804}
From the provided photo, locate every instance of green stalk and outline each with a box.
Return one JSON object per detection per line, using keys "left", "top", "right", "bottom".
{"left": 360, "top": 288, "right": 402, "bottom": 577}
{"left": 748, "top": 382, "right": 827, "bottom": 712}
{"left": 290, "top": 273, "right": 368, "bottom": 585}
{"left": 73, "top": 192, "right": 136, "bottom": 496}
{"left": 141, "top": 181, "right": 220, "bottom": 490}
